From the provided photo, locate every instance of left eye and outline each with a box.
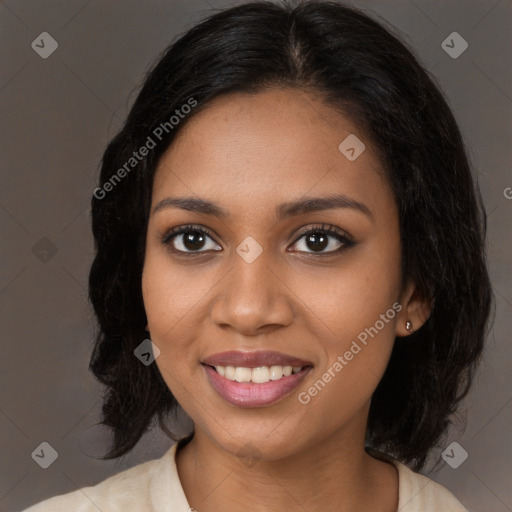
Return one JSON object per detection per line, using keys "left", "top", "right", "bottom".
{"left": 290, "top": 226, "right": 353, "bottom": 254}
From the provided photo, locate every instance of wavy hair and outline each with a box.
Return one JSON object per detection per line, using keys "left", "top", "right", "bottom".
{"left": 88, "top": 0, "right": 493, "bottom": 470}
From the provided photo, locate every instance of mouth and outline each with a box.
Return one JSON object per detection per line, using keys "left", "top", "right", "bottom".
{"left": 201, "top": 350, "right": 313, "bottom": 407}
{"left": 203, "top": 363, "right": 308, "bottom": 382}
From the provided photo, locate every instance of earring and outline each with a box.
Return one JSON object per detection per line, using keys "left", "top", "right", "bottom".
{"left": 405, "top": 320, "right": 413, "bottom": 333}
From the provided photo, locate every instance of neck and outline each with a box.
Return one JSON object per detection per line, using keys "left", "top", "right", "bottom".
{"left": 175, "top": 415, "right": 398, "bottom": 512}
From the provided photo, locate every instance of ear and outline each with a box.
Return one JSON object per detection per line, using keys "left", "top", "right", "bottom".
{"left": 396, "top": 279, "right": 432, "bottom": 337}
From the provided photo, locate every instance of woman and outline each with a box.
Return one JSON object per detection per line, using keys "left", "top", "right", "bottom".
{"left": 24, "top": 1, "right": 492, "bottom": 510}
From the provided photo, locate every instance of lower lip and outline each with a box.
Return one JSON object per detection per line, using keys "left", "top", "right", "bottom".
{"left": 203, "top": 365, "right": 312, "bottom": 408}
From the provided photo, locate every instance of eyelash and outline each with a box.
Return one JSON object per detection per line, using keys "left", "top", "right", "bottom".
{"left": 160, "top": 223, "right": 355, "bottom": 257}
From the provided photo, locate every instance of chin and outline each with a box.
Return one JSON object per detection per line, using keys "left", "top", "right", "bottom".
{"left": 199, "top": 412, "right": 311, "bottom": 462}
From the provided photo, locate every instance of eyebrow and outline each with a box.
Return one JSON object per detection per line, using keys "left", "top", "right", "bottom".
{"left": 152, "top": 194, "right": 373, "bottom": 220}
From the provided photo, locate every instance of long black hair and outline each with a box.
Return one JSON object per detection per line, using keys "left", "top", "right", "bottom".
{"left": 88, "top": 0, "right": 493, "bottom": 471}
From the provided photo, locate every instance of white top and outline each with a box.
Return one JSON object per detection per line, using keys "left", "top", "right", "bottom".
{"left": 23, "top": 443, "right": 468, "bottom": 512}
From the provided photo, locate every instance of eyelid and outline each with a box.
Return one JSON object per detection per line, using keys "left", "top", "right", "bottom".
{"left": 290, "top": 223, "right": 354, "bottom": 245}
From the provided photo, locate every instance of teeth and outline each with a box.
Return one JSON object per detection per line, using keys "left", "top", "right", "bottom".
{"left": 252, "top": 366, "right": 270, "bottom": 383}
{"left": 234, "top": 367, "right": 252, "bottom": 382}
{"left": 213, "top": 365, "right": 304, "bottom": 383}
{"left": 225, "top": 366, "right": 236, "bottom": 380}
{"left": 269, "top": 365, "right": 283, "bottom": 380}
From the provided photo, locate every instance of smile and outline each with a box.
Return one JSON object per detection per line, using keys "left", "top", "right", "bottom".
{"left": 201, "top": 350, "right": 313, "bottom": 407}
{"left": 213, "top": 364, "right": 304, "bottom": 382}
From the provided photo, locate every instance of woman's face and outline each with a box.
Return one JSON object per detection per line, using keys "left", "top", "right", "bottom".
{"left": 142, "top": 88, "right": 408, "bottom": 460}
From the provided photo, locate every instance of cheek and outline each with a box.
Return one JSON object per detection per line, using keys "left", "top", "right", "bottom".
{"left": 141, "top": 252, "right": 206, "bottom": 375}
{"left": 293, "top": 238, "right": 401, "bottom": 343}
{"left": 142, "top": 249, "right": 209, "bottom": 339}
{"left": 291, "top": 237, "right": 401, "bottom": 407}
{"left": 142, "top": 255, "right": 209, "bottom": 410}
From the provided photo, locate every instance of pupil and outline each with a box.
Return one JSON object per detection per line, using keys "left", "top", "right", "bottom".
{"left": 184, "top": 230, "right": 205, "bottom": 250}
{"left": 307, "top": 232, "right": 327, "bottom": 251}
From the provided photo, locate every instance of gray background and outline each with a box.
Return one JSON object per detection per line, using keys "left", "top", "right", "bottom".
{"left": 1, "top": 0, "right": 510, "bottom": 511}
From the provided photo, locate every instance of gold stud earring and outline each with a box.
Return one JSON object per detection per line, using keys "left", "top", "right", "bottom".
{"left": 405, "top": 320, "right": 413, "bottom": 333}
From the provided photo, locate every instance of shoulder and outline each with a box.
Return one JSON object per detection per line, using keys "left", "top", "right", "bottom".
{"left": 394, "top": 461, "right": 468, "bottom": 512}
{"left": 22, "top": 457, "right": 159, "bottom": 512}
{"left": 21, "top": 444, "right": 189, "bottom": 512}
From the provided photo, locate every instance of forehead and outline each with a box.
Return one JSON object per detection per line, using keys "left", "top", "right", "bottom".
{"left": 152, "top": 88, "right": 392, "bottom": 219}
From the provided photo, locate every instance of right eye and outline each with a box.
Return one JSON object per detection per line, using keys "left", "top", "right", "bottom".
{"left": 160, "top": 224, "right": 222, "bottom": 254}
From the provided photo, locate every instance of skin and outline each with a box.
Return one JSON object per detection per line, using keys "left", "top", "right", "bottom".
{"left": 142, "top": 88, "right": 431, "bottom": 512}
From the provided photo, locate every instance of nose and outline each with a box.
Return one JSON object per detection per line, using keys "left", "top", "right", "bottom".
{"left": 209, "top": 250, "right": 294, "bottom": 336}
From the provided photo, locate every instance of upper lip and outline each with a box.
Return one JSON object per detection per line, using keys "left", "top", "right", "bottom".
{"left": 202, "top": 350, "right": 313, "bottom": 368}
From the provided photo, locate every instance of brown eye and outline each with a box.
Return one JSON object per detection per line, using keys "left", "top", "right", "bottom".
{"left": 289, "top": 224, "right": 355, "bottom": 254}
{"left": 161, "top": 225, "right": 222, "bottom": 254}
